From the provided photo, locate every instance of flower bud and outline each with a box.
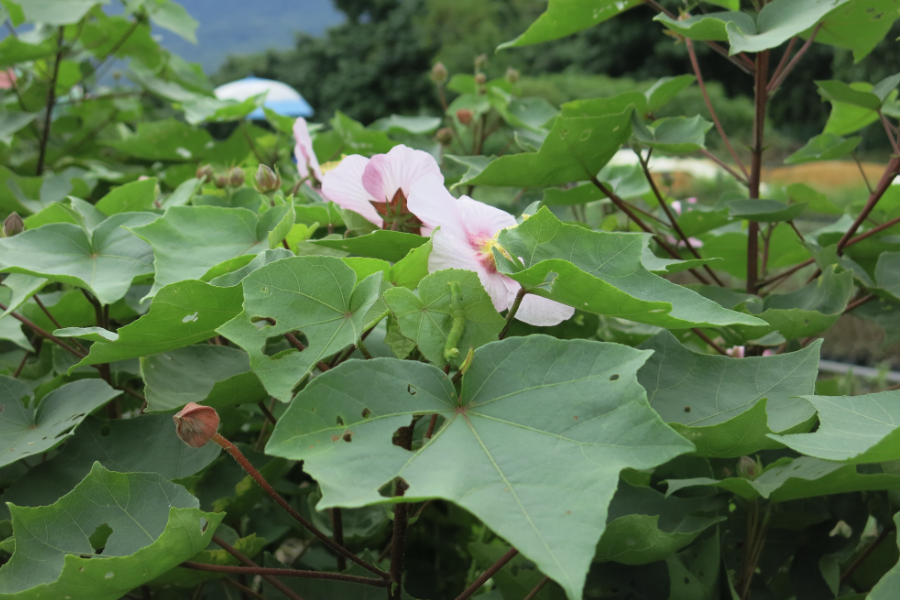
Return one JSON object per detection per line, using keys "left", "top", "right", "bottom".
{"left": 456, "top": 109, "right": 473, "bottom": 125}
{"left": 475, "top": 53, "right": 488, "bottom": 70}
{"left": 435, "top": 127, "right": 454, "bottom": 145}
{"left": 737, "top": 456, "right": 759, "bottom": 480}
{"left": 228, "top": 166, "right": 245, "bottom": 187}
{"left": 505, "top": 67, "right": 520, "bottom": 84}
{"left": 214, "top": 174, "right": 228, "bottom": 189}
{"left": 475, "top": 73, "right": 487, "bottom": 86}
{"left": 726, "top": 346, "right": 745, "bottom": 358}
{"left": 430, "top": 62, "right": 448, "bottom": 84}
{"left": 173, "top": 402, "right": 220, "bottom": 448}
{"left": 196, "top": 164, "right": 214, "bottom": 183}
{"left": 3, "top": 212, "right": 24, "bottom": 237}
{"left": 255, "top": 164, "right": 282, "bottom": 193}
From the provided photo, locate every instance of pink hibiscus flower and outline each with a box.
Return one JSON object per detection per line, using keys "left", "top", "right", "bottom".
{"left": 408, "top": 175, "right": 574, "bottom": 327}
{"left": 321, "top": 145, "right": 442, "bottom": 234}
{"left": 294, "top": 117, "right": 323, "bottom": 184}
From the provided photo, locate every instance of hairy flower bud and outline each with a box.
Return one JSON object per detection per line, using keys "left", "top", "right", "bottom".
{"left": 173, "top": 402, "right": 220, "bottom": 448}
{"left": 475, "top": 73, "right": 487, "bottom": 86}
{"left": 255, "top": 164, "right": 282, "bottom": 193}
{"left": 456, "top": 109, "right": 473, "bottom": 125}
{"left": 228, "top": 166, "right": 245, "bottom": 187}
{"left": 196, "top": 164, "right": 214, "bottom": 183}
{"left": 737, "top": 456, "right": 759, "bottom": 480}
{"left": 430, "top": 62, "right": 448, "bottom": 84}
{"left": 505, "top": 67, "right": 520, "bottom": 84}
{"left": 474, "top": 53, "right": 488, "bottom": 70}
{"left": 435, "top": 127, "right": 454, "bottom": 145}
{"left": 3, "top": 212, "right": 24, "bottom": 237}
{"left": 214, "top": 174, "right": 228, "bottom": 189}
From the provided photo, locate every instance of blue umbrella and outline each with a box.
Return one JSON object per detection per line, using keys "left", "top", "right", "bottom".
{"left": 214, "top": 76, "right": 314, "bottom": 119}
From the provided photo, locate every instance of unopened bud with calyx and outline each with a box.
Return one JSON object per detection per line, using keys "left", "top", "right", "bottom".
{"left": 3, "top": 212, "right": 23, "bottom": 237}
{"left": 214, "top": 174, "right": 228, "bottom": 189}
{"left": 430, "top": 62, "right": 448, "bottom": 84}
{"left": 196, "top": 164, "right": 214, "bottom": 183}
{"left": 227, "top": 166, "right": 245, "bottom": 187}
{"left": 435, "top": 127, "right": 454, "bottom": 145}
{"left": 506, "top": 67, "right": 520, "bottom": 84}
{"left": 255, "top": 164, "right": 282, "bottom": 193}
{"left": 475, "top": 73, "right": 487, "bottom": 86}
{"left": 737, "top": 456, "right": 761, "bottom": 480}
{"left": 456, "top": 109, "right": 473, "bottom": 125}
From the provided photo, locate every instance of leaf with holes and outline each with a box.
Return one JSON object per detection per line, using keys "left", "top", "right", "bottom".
{"left": 0, "top": 377, "right": 119, "bottom": 469}
{"left": 0, "top": 415, "right": 220, "bottom": 518}
{"left": 0, "top": 213, "right": 157, "bottom": 305}
{"left": 637, "top": 331, "right": 821, "bottom": 457}
{"left": 383, "top": 269, "right": 505, "bottom": 368}
{"left": 0, "top": 463, "right": 222, "bottom": 598}
{"left": 58, "top": 280, "right": 243, "bottom": 370}
{"left": 217, "top": 256, "right": 383, "bottom": 402}
{"left": 131, "top": 206, "right": 290, "bottom": 297}
{"left": 266, "top": 337, "right": 693, "bottom": 600}
{"left": 493, "top": 208, "right": 766, "bottom": 330}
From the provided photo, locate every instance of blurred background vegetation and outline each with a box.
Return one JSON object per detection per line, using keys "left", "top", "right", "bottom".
{"left": 204, "top": 0, "right": 900, "bottom": 158}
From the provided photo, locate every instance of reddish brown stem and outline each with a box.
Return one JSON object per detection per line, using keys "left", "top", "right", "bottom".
{"left": 880, "top": 112, "right": 900, "bottom": 156}
{"left": 768, "top": 37, "right": 797, "bottom": 88}
{"left": 284, "top": 332, "right": 332, "bottom": 372}
{"left": 425, "top": 413, "right": 439, "bottom": 439}
{"left": 692, "top": 329, "right": 727, "bottom": 356}
{"left": 183, "top": 560, "right": 388, "bottom": 587}
{"left": 841, "top": 527, "right": 891, "bottom": 585}
{"left": 699, "top": 148, "right": 748, "bottom": 185}
{"left": 12, "top": 350, "right": 29, "bottom": 378}
{"left": 0, "top": 302, "right": 85, "bottom": 359}
{"left": 331, "top": 508, "right": 346, "bottom": 571}
{"left": 222, "top": 578, "right": 266, "bottom": 600}
{"left": 844, "top": 294, "right": 875, "bottom": 314}
{"left": 747, "top": 51, "right": 770, "bottom": 294}
{"left": 36, "top": 27, "right": 65, "bottom": 176}
{"left": 766, "top": 24, "right": 821, "bottom": 93}
{"left": 207, "top": 535, "right": 306, "bottom": 600}
{"left": 523, "top": 576, "right": 551, "bottom": 600}
{"left": 686, "top": 38, "right": 749, "bottom": 180}
{"left": 212, "top": 434, "right": 388, "bottom": 579}
{"left": 455, "top": 548, "right": 519, "bottom": 600}
{"left": 837, "top": 157, "right": 900, "bottom": 252}
{"left": 787, "top": 221, "right": 805, "bottom": 243}
{"left": 847, "top": 214, "right": 900, "bottom": 247}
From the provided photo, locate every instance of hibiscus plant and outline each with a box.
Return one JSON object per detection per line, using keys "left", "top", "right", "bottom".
{"left": 3, "top": 1, "right": 900, "bottom": 599}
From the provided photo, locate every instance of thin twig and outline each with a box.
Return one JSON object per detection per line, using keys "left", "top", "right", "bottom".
{"left": 0, "top": 302, "right": 85, "bottom": 358}
{"left": 183, "top": 560, "right": 389, "bottom": 586}
{"left": 880, "top": 112, "right": 900, "bottom": 156}
{"left": 208, "top": 535, "right": 306, "bottom": 600}
{"left": 844, "top": 294, "right": 875, "bottom": 314}
{"left": 32, "top": 295, "right": 88, "bottom": 353}
{"left": 36, "top": 27, "right": 65, "bottom": 176}
{"left": 523, "top": 576, "right": 551, "bottom": 600}
{"left": 686, "top": 39, "right": 749, "bottom": 179}
{"left": 852, "top": 152, "right": 874, "bottom": 194}
{"left": 389, "top": 418, "right": 416, "bottom": 599}
{"left": 637, "top": 149, "right": 725, "bottom": 286}
{"left": 841, "top": 527, "right": 891, "bottom": 585}
{"left": 12, "top": 350, "right": 29, "bottom": 378}
{"left": 837, "top": 157, "right": 900, "bottom": 251}
{"left": 221, "top": 578, "right": 266, "bottom": 600}
{"left": 768, "top": 37, "right": 797, "bottom": 88}
{"left": 766, "top": 24, "right": 821, "bottom": 93}
{"left": 699, "top": 148, "right": 748, "bottom": 185}
{"left": 284, "top": 332, "right": 332, "bottom": 372}
{"left": 846, "top": 214, "right": 900, "bottom": 247}
{"left": 692, "top": 329, "right": 727, "bottom": 356}
{"left": 454, "top": 548, "right": 519, "bottom": 600}
{"left": 256, "top": 400, "right": 278, "bottom": 425}
{"left": 787, "top": 221, "right": 805, "bottom": 243}
{"left": 212, "top": 434, "right": 389, "bottom": 579}
{"left": 331, "top": 508, "right": 346, "bottom": 571}
{"left": 499, "top": 288, "right": 527, "bottom": 340}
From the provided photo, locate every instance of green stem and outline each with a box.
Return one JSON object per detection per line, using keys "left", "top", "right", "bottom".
{"left": 499, "top": 287, "right": 527, "bottom": 340}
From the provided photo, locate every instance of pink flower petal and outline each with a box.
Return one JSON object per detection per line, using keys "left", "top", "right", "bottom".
{"left": 362, "top": 145, "right": 442, "bottom": 202}
{"left": 321, "top": 155, "right": 383, "bottom": 227}
{"left": 457, "top": 197, "right": 516, "bottom": 245}
{"left": 408, "top": 175, "right": 468, "bottom": 240}
{"left": 293, "top": 118, "right": 322, "bottom": 182}
{"left": 431, "top": 230, "right": 509, "bottom": 311}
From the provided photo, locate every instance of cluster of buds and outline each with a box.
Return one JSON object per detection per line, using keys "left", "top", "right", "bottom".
{"left": 198, "top": 165, "right": 246, "bottom": 189}
{"left": 2, "top": 213, "right": 23, "bottom": 237}
{"left": 255, "top": 165, "right": 282, "bottom": 193}
{"left": 195, "top": 164, "right": 214, "bottom": 183}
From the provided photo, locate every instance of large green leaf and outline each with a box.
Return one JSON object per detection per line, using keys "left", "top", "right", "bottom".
{"left": 494, "top": 208, "right": 766, "bottom": 329}
{"left": 20, "top": 0, "right": 106, "bottom": 25}
{"left": 594, "top": 481, "right": 724, "bottom": 565}
{"left": 454, "top": 106, "right": 633, "bottom": 188}
{"left": 875, "top": 251, "right": 900, "bottom": 301}
{"left": 95, "top": 178, "right": 158, "bottom": 216}
{"left": 0, "top": 274, "right": 46, "bottom": 319}
{"left": 58, "top": 279, "right": 242, "bottom": 370}
{"left": 0, "top": 377, "right": 119, "bottom": 469}
{"left": 726, "top": 199, "right": 807, "bottom": 222}
{"left": 266, "top": 337, "right": 693, "bottom": 600}
{"left": 307, "top": 230, "right": 428, "bottom": 262}
{"left": 0, "top": 415, "right": 220, "bottom": 518}
{"left": 823, "top": 82, "right": 883, "bottom": 135}
{"left": 771, "top": 389, "right": 900, "bottom": 463}
{"left": 637, "top": 331, "right": 821, "bottom": 457}
{"left": 497, "top": 0, "right": 642, "bottom": 49}
{"left": 103, "top": 118, "right": 213, "bottom": 161}
{"left": 131, "top": 206, "right": 283, "bottom": 297}
{"left": 644, "top": 75, "right": 697, "bottom": 115}
{"left": 0, "top": 213, "right": 157, "bottom": 305}
{"left": 217, "top": 257, "right": 383, "bottom": 402}
{"left": 631, "top": 115, "right": 712, "bottom": 154}
{"left": 142, "top": 345, "right": 267, "bottom": 412}
{"left": 383, "top": 269, "right": 505, "bottom": 368}
{"left": 0, "top": 463, "right": 222, "bottom": 598}
{"left": 784, "top": 133, "right": 862, "bottom": 165}
{"left": 814, "top": 0, "right": 900, "bottom": 61}
{"left": 665, "top": 456, "right": 900, "bottom": 503}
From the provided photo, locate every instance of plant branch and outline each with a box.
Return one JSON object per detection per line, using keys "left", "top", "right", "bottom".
{"left": 692, "top": 329, "right": 727, "bottom": 355}
{"left": 787, "top": 221, "right": 805, "bottom": 243}
{"left": 840, "top": 527, "right": 891, "bottom": 585}
{"left": 638, "top": 149, "right": 725, "bottom": 285}
{"left": 256, "top": 400, "right": 278, "bottom": 425}
{"left": 331, "top": 508, "right": 346, "bottom": 571}
{"left": 183, "top": 560, "right": 389, "bottom": 586}
{"left": 844, "top": 293, "right": 875, "bottom": 314}
{"left": 852, "top": 152, "right": 874, "bottom": 194}
{"left": 523, "top": 576, "right": 550, "bottom": 600}
{"left": 36, "top": 27, "right": 66, "bottom": 176}
{"left": 880, "top": 111, "right": 900, "bottom": 155}
{"left": 32, "top": 295, "right": 87, "bottom": 352}
{"left": 766, "top": 24, "right": 821, "bottom": 93}
{"left": 590, "top": 176, "right": 712, "bottom": 284}
{"left": 389, "top": 417, "right": 416, "bottom": 599}
{"left": 747, "top": 50, "right": 770, "bottom": 294}
{"left": 221, "top": 578, "right": 266, "bottom": 600}
{"left": 207, "top": 535, "right": 305, "bottom": 600}
{"left": 454, "top": 547, "right": 519, "bottom": 600}
{"left": 837, "top": 157, "right": 900, "bottom": 251}
{"left": 212, "top": 433, "right": 389, "bottom": 579}
{"left": 768, "top": 37, "right": 797, "bottom": 88}
{"left": 699, "top": 148, "right": 748, "bottom": 185}
{"left": 0, "top": 302, "right": 85, "bottom": 359}
{"left": 499, "top": 287, "right": 527, "bottom": 340}
{"left": 686, "top": 39, "right": 749, "bottom": 180}
{"left": 283, "top": 332, "right": 332, "bottom": 372}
